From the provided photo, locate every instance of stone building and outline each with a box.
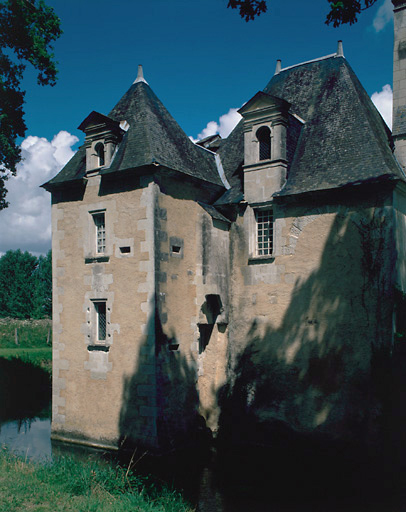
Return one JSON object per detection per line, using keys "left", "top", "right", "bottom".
{"left": 43, "top": 3, "right": 406, "bottom": 453}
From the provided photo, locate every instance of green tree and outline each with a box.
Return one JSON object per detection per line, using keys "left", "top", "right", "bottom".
{"left": 0, "top": 249, "right": 38, "bottom": 318}
{"left": 0, "top": 0, "right": 62, "bottom": 210}
{"left": 228, "top": 0, "right": 379, "bottom": 25}
{"left": 32, "top": 249, "right": 52, "bottom": 318}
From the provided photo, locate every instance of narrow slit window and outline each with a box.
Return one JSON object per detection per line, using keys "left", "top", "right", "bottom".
{"left": 95, "top": 142, "right": 105, "bottom": 167}
{"left": 94, "top": 301, "right": 106, "bottom": 342}
{"left": 255, "top": 209, "right": 273, "bottom": 256}
{"left": 93, "top": 213, "right": 106, "bottom": 254}
{"left": 256, "top": 126, "right": 271, "bottom": 161}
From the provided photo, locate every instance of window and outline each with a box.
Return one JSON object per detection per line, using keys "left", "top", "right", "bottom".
{"left": 255, "top": 209, "right": 273, "bottom": 256}
{"left": 95, "top": 142, "right": 105, "bottom": 167}
{"left": 93, "top": 212, "right": 106, "bottom": 254}
{"left": 256, "top": 126, "right": 271, "bottom": 161}
{"left": 94, "top": 301, "right": 107, "bottom": 342}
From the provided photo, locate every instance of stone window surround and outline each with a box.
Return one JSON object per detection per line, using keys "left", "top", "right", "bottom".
{"left": 250, "top": 122, "right": 274, "bottom": 166}
{"left": 86, "top": 297, "right": 112, "bottom": 347}
{"left": 93, "top": 211, "right": 106, "bottom": 254}
{"left": 255, "top": 207, "right": 273, "bottom": 256}
{"left": 93, "top": 300, "right": 107, "bottom": 342}
{"left": 256, "top": 125, "right": 272, "bottom": 161}
{"left": 247, "top": 201, "right": 282, "bottom": 262}
{"left": 86, "top": 207, "right": 111, "bottom": 262}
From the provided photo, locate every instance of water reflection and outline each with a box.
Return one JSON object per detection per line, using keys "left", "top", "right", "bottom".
{"left": 0, "top": 418, "right": 51, "bottom": 460}
{"left": 0, "top": 356, "right": 52, "bottom": 461}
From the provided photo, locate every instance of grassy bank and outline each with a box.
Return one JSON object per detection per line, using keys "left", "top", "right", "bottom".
{"left": 0, "top": 347, "right": 52, "bottom": 372}
{"left": 0, "top": 318, "right": 52, "bottom": 372}
{"left": 0, "top": 450, "right": 194, "bottom": 512}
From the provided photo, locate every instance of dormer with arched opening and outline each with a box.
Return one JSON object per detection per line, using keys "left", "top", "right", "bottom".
{"left": 78, "top": 111, "right": 127, "bottom": 173}
{"left": 238, "top": 91, "right": 291, "bottom": 204}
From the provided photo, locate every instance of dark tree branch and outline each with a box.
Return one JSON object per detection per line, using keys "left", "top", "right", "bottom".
{"left": 0, "top": 0, "right": 62, "bottom": 209}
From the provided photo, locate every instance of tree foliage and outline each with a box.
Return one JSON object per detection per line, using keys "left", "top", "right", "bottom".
{"left": 0, "top": 249, "right": 52, "bottom": 319}
{"left": 0, "top": 0, "right": 62, "bottom": 210}
{"left": 228, "top": 0, "right": 379, "bottom": 25}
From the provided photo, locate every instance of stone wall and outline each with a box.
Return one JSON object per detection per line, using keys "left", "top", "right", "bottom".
{"left": 51, "top": 175, "right": 158, "bottom": 449}
{"left": 220, "top": 191, "right": 395, "bottom": 447}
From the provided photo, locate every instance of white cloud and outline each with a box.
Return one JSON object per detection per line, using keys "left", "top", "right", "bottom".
{"left": 192, "top": 107, "right": 242, "bottom": 142}
{"left": 373, "top": 0, "right": 393, "bottom": 32}
{"left": 0, "top": 131, "right": 78, "bottom": 255}
{"left": 371, "top": 84, "right": 393, "bottom": 129}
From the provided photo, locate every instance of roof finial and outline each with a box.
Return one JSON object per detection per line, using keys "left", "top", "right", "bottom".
{"left": 275, "top": 59, "right": 282, "bottom": 74}
{"left": 336, "top": 40, "right": 344, "bottom": 58}
{"left": 134, "top": 64, "right": 148, "bottom": 85}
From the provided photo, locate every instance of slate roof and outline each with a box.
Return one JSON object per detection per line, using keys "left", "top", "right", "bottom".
{"left": 44, "top": 80, "right": 223, "bottom": 189}
{"left": 219, "top": 55, "right": 404, "bottom": 200}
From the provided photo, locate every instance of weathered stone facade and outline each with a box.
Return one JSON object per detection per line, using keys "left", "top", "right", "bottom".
{"left": 44, "top": 13, "right": 406, "bottom": 453}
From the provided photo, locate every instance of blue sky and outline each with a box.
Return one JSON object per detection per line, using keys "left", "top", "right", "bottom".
{"left": 0, "top": 0, "right": 395, "bottom": 254}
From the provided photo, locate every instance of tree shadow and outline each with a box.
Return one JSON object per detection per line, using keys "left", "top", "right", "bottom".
{"left": 115, "top": 204, "right": 403, "bottom": 511}
{"left": 118, "top": 300, "right": 210, "bottom": 455}
{"left": 213, "top": 206, "right": 399, "bottom": 509}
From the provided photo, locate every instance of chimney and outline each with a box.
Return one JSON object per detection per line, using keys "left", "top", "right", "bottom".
{"left": 392, "top": 0, "right": 406, "bottom": 168}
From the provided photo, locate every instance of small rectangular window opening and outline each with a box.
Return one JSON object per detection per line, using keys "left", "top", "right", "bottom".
{"left": 171, "top": 245, "right": 181, "bottom": 254}
{"left": 94, "top": 301, "right": 107, "bottom": 341}
{"left": 120, "top": 246, "right": 131, "bottom": 254}
{"left": 256, "top": 209, "right": 273, "bottom": 256}
{"left": 93, "top": 213, "right": 106, "bottom": 254}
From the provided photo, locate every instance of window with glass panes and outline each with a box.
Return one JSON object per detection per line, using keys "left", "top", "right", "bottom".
{"left": 93, "top": 213, "right": 105, "bottom": 254}
{"left": 255, "top": 209, "right": 273, "bottom": 256}
{"left": 94, "top": 301, "right": 106, "bottom": 341}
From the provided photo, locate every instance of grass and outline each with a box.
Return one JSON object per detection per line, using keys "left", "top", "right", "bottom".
{"left": 0, "top": 449, "right": 194, "bottom": 512}
{"left": 0, "top": 318, "right": 52, "bottom": 373}
{"left": 0, "top": 347, "right": 52, "bottom": 371}
{"left": 0, "top": 318, "right": 51, "bottom": 349}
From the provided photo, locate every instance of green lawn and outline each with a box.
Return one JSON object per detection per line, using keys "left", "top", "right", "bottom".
{"left": 0, "top": 450, "right": 194, "bottom": 512}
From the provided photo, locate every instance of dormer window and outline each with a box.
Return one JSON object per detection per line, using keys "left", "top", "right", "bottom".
{"left": 78, "top": 111, "right": 128, "bottom": 173}
{"left": 95, "top": 142, "right": 105, "bottom": 167}
{"left": 257, "top": 126, "right": 271, "bottom": 161}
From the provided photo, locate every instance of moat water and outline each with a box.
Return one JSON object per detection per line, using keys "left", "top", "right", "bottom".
{"left": 1, "top": 357, "right": 405, "bottom": 512}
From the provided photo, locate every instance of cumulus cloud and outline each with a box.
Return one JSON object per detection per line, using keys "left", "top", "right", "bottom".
{"left": 371, "top": 84, "right": 393, "bottom": 129}
{"left": 191, "top": 107, "right": 242, "bottom": 143}
{"left": 373, "top": 0, "right": 393, "bottom": 32}
{"left": 0, "top": 131, "right": 78, "bottom": 255}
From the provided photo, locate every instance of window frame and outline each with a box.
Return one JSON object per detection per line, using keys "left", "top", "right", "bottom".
{"left": 92, "top": 300, "right": 107, "bottom": 344}
{"left": 95, "top": 142, "right": 105, "bottom": 167}
{"left": 248, "top": 204, "right": 275, "bottom": 261}
{"left": 256, "top": 125, "right": 271, "bottom": 161}
{"left": 92, "top": 211, "right": 106, "bottom": 255}
{"left": 255, "top": 207, "right": 273, "bottom": 257}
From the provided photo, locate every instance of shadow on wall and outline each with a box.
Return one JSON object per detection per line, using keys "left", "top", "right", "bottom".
{"left": 117, "top": 206, "right": 399, "bottom": 456}
{"left": 118, "top": 300, "right": 211, "bottom": 454}
{"left": 113, "top": 205, "right": 406, "bottom": 511}
{"left": 217, "top": 206, "right": 396, "bottom": 452}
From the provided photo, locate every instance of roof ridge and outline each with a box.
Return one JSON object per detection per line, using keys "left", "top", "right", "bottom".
{"left": 279, "top": 53, "right": 341, "bottom": 73}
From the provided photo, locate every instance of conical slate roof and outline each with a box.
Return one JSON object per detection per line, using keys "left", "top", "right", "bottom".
{"left": 44, "top": 74, "right": 223, "bottom": 189}
{"left": 217, "top": 54, "right": 404, "bottom": 201}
